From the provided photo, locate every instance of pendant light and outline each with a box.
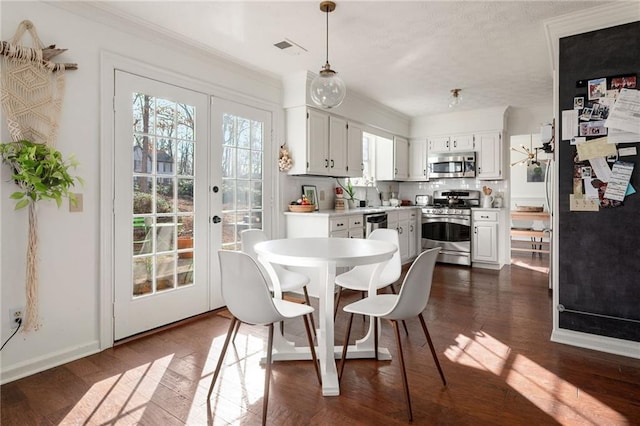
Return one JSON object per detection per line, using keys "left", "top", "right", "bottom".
{"left": 510, "top": 144, "right": 540, "bottom": 167}
{"left": 448, "top": 88, "right": 462, "bottom": 109}
{"left": 310, "top": 1, "right": 346, "bottom": 109}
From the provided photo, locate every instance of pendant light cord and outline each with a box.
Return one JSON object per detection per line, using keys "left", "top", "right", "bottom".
{"left": 325, "top": 6, "right": 329, "bottom": 65}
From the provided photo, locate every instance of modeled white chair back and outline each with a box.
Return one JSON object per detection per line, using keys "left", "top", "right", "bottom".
{"left": 368, "top": 228, "right": 402, "bottom": 285}
{"left": 240, "top": 229, "right": 267, "bottom": 261}
{"left": 218, "top": 250, "right": 283, "bottom": 326}
{"left": 241, "top": 229, "right": 287, "bottom": 274}
{"left": 384, "top": 247, "right": 440, "bottom": 320}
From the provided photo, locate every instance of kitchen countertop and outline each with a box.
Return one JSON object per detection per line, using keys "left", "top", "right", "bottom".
{"left": 284, "top": 205, "right": 421, "bottom": 217}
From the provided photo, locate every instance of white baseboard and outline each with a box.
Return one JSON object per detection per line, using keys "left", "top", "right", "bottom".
{"left": 0, "top": 340, "right": 101, "bottom": 384}
{"left": 551, "top": 328, "right": 640, "bottom": 360}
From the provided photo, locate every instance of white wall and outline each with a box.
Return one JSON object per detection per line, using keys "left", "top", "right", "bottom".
{"left": 0, "top": 1, "right": 283, "bottom": 383}
{"left": 0, "top": 1, "right": 411, "bottom": 382}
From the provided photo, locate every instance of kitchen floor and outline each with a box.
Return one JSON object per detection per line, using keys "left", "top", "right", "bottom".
{"left": 2, "top": 261, "right": 639, "bottom": 425}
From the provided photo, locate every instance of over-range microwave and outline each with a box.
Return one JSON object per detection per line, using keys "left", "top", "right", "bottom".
{"left": 427, "top": 152, "right": 476, "bottom": 178}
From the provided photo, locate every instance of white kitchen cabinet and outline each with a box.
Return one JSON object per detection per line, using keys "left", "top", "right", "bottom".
{"left": 285, "top": 106, "right": 355, "bottom": 177}
{"left": 472, "top": 210, "right": 499, "bottom": 264}
{"left": 407, "top": 209, "right": 419, "bottom": 259}
{"left": 428, "top": 133, "right": 475, "bottom": 154}
{"left": 346, "top": 121, "right": 364, "bottom": 177}
{"left": 476, "top": 131, "right": 502, "bottom": 179}
{"left": 388, "top": 209, "right": 419, "bottom": 262}
{"left": 408, "top": 138, "right": 428, "bottom": 181}
{"left": 286, "top": 213, "right": 364, "bottom": 239}
{"left": 375, "top": 136, "right": 409, "bottom": 180}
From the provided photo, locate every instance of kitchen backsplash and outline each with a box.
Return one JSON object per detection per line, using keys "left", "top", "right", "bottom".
{"left": 282, "top": 174, "right": 507, "bottom": 210}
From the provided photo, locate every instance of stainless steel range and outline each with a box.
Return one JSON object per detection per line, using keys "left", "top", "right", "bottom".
{"left": 416, "top": 190, "right": 481, "bottom": 266}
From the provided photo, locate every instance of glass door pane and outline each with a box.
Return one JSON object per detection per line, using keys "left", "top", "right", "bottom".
{"left": 221, "top": 113, "right": 265, "bottom": 250}
{"left": 131, "top": 94, "right": 196, "bottom": 295}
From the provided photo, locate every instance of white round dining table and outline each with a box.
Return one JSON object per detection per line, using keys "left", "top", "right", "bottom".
{"left": 254, "top": 237, "right": 397, "bottom": 396}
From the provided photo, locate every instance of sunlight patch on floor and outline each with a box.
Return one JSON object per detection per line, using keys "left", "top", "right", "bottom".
{"left": 445, "top": 332, "right": 627, "bottom": 424}
{"left": 445, "top": 332, "right": 509, "bottom": 375}
{"left": 199, "top": 331, "right": 269, "bottom": 423}
{"left": 61, "top": 355, "right": 173, "bottom": 424}
{"left": 511, "top": 257, "right": 549, "bottom": 274}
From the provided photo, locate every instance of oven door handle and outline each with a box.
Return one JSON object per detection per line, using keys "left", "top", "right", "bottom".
{"left": 422, "top": 216, "right": 470, "bottom": 226}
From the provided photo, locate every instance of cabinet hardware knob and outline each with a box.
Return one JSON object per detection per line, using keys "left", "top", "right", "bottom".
{"left": 212, "top": 215, "right": 222, "bottom": 224}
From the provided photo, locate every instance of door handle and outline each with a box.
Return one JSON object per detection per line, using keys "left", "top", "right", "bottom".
{"left": 212, "top": 215, "right": 222, "bottom": 224}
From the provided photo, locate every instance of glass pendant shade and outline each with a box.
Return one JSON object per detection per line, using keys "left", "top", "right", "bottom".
{"left": 310, "top": 1, "right": 345, "bottom": 109}
{"left": 448, "top": 88, "right": 462, "bottom": 109}
{"left": 311, "top": 65, "right": 346, "bottom": 108}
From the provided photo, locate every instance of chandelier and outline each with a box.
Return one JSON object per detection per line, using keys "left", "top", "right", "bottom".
{"left": 511, "top": 144, "right": 541, "bottom": 167}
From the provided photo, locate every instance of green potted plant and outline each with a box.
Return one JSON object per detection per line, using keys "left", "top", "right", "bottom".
{"left": 1, "top": 140, "right": 83, "bottom": 331}
{"left": 0, "top": 140, "right": 83, "bottom": 209}
{"left": 336, "top": 178, "right": 357, "bottom": 209}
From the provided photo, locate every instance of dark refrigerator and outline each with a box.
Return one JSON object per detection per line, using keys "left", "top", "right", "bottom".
{"left": 557, "top": 21, "right": 640, "bottom": 343}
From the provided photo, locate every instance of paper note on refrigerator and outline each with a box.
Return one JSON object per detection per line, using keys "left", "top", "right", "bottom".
{"left": 603, "top": 161, "right": 634, "bottom": 201}
{"left": 562, "top": 109, "right": 579, "bottom": 141}
{"left": 605, "top": 88, "right": 640, "bottom": 134}
{"left": 576, "top": 137, "right": 617, "bottom": 161}
{"left": 589, "top": 157, "right": 613, "bottom": 182}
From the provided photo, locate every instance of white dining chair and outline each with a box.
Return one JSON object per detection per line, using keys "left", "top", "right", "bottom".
{"left": 208, "top": 250, "right": 321, "bottom": 426}
{"left": 239, "top": 229, "right": 316, "bottom": 339}
{"left": 334, "top": 228, "right": 408, "bottom": 333}
{"left": 338, "top": 248, "right": 446, "bottom": 422}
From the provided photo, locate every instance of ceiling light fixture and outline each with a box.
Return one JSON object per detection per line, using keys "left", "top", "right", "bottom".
{"left": 310, "top": 1, "right": 346, "bottom": 109}
{"left": 511, "top": 144, "right": 541, "bottom": 167}
{"left": 448, "top": 88, "right": 462, "bottom": 109}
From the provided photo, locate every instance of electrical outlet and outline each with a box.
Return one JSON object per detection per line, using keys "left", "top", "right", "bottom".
{"left": 9, "top": 308, "right": 24, "bottom": 330}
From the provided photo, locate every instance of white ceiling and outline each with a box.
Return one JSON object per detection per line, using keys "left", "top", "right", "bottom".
{"left": 91, "top": 1, "right": 612, "bottom": 117}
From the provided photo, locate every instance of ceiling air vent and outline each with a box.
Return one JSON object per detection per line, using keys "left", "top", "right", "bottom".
{"left": 273, "top": 38, "right": 307, "bottom": 56}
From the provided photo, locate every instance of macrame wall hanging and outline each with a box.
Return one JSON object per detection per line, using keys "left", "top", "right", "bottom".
{"left": 1, "top": 20, "right": 78, "bottom": 332}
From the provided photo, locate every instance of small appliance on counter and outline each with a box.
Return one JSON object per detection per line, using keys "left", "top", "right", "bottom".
{"left": 415, "top": 195, "right": 432, "bottom": 207}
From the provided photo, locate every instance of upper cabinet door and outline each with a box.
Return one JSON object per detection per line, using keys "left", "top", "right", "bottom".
{"left": 428, "top": 136, "right": 450, "bottom": 153}
{"left": 346, "top": 122, "right": 364, "bottom": 177}
{"left": 394, "top": 136, "right": 409, "bottom": 180}
{"left": 408, "top": 139, "right": 428, "bottom": 181}
{"left": 307, "top": 108, "right": 330, "bottom": 174}
{"left": 329, "top": 115, "right": 348, "bottom": 176}
{"left": 476, "top": 131, "right": 502, "bottom": 179}
{"left": 450, "top": 134, "right": 475, "bottom": 152}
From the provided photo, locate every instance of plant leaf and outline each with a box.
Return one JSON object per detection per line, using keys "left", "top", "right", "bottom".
{"left": 15, "top": 199, "right": 29, "bottom": 210}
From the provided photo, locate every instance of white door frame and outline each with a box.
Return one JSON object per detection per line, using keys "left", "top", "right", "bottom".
{"left": 99, "top": 51, "right": 281, "bottom": 349}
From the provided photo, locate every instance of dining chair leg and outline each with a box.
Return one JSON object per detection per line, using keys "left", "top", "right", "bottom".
{"left": 303, "top": 314, "right": 322, "bottom": 386}
{"left": 208, "top": 317, "right": 237, "bottom": 399}
{"left": 338, "top": 312, "right": 354, "bottom": 381}
{"left": 418, "top": 313, "right": 447, "bottom": 386}
{"left": 303, "top": 286, "right": 317, "bottom": 338}
{"left": 388, "top": 286, "right": 409, "bottom": 335}
{"left": 263, "top": 323, "right": 274, "bottom": 426}
{"left": 334, "top": 287, "right": 343, "bottom": 319}
{"left": 231, "top": 319, "right": 242, "bottom": 344}
{"left": 391, "top": 320, "right": 413, "bottom": 422}
{"left": 374, "top": 317, "right": 379, "bottom": 361}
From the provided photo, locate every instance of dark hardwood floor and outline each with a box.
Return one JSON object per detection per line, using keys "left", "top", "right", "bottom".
{"left": 2, "top": 255, "right": 640, "bottom": 425}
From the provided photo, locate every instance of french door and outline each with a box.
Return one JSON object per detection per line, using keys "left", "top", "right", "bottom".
{"left": 113, "top": 71, "right": 210, "bottom": 340}
{"left": 113, "top": 71, "right": 273, "bottom": 340}
{"left": 210, "top": 97, "right": 273, "bottom": 253}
